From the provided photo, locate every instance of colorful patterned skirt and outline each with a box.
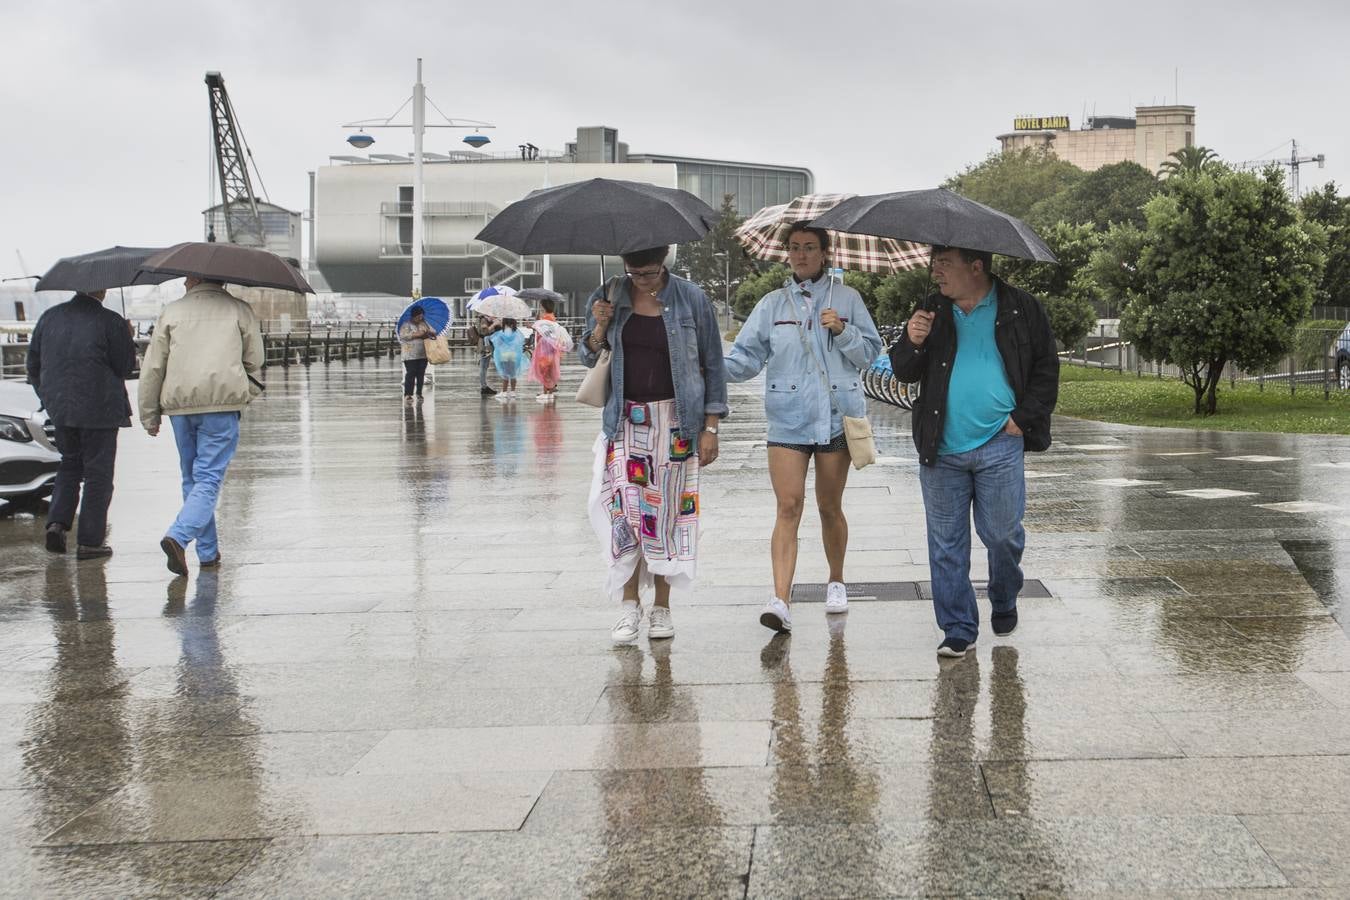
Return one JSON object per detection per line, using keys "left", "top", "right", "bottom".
{"left": 588, "top": 399, "right": 701, "bottom": 601}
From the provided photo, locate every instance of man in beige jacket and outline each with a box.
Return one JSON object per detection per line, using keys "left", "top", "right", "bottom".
{"left": 139, "top": 277, "right": 264, "bottom": 576}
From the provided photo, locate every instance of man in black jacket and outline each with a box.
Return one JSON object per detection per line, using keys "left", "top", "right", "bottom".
{"left": 890, "top": 247, "right": 1059, "bottom": 658}
{"left": 26, "top": 290, "right": 137, "bottom": 559}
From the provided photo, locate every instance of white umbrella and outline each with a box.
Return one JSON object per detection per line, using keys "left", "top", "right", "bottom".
{"left": 474, "top": 293, "right": 532, "bottom": 320}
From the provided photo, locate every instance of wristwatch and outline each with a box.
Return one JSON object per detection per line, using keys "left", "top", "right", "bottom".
{"left": 703, "top": 426, "right": 719, "bottom": 435}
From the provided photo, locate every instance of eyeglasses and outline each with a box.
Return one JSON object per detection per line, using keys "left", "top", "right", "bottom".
{"left": 625, "top": 267, "right": 664, "bottom": 280}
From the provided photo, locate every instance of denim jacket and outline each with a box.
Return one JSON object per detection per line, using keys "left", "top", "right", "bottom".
{"left": 724, "top": 275, "right": 882, "bottom": 445}
{"left": 578, "top": 273, "right": 729, "bottom": 441}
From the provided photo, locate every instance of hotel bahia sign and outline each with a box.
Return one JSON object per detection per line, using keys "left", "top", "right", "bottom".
{"left": 1013, "top": 116, "right": 1071, "bottom": 131}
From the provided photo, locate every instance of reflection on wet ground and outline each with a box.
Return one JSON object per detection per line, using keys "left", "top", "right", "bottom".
{"left": 1, "top": 356, "right": 1349, "bottom": 896}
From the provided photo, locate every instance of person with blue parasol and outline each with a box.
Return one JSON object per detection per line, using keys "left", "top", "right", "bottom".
{"left": 396, "top": 298, "right": 449, "bottom": 405}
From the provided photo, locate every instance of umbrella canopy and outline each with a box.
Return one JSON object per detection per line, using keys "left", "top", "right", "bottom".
{"left": 736, "top": 194, "right": 929, "bottom": 274}
{"left": 475, "top": 178, "right": 717, "bottom": 256}
{"left": 466, "top": 284, "right": 517, "bottom": 312}
{"left": 809, "top": 188, "right": 1057, "bottom": 263}
{"left": 473, "top": 293, "right": 532, "bottom": 320}
{"left": 530, "top": 318, "right": 575, "bottom": 352}
{"left": 514, "top": 287, "right": 566, "bottom": 307}
{"left": 139, "top": 242, "right": 314, "bottom": 292}
{"left": 35, "top": 246, "right": 179, "bottom": 293}
{"left": 397, "top": 297, "right": 450, "bottom": 335}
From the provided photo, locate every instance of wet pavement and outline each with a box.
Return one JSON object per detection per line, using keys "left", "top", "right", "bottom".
{"left": 1, "top": 355, "right": 1349, "bottom": 898}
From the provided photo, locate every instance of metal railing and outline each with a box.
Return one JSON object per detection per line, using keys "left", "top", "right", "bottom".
{"left": 1064, "top": 324, "right": 1350, "bottom": 397}
{"left": 379, "top": 201, "right": 499, "bottom": 217}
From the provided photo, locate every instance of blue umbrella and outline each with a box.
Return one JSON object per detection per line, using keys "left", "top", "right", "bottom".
{"left": 397, "top": 297, "right": 450, "bottom": 335}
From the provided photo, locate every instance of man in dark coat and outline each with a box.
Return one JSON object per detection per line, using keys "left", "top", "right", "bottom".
{"left": 26, "top": 290, "right": 137, "bottom": 559}
{"left": 890, "top": 246, "right": 1059, "bottom": 659}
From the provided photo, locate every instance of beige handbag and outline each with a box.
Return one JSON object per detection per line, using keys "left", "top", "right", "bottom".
{"left": 575, "top": 277, "right": 623, "bottom": 408}
{"left": 841, "top": 412, "right": 877, "bottom": 469}
{"left": 423, "top": 335, "right": 451, "bottom": 365}
{"left": 575, "top": 347, "right": 612, "bottom": 407}
{"left": 795, "top": 285, "right": 876, "bottom": 470}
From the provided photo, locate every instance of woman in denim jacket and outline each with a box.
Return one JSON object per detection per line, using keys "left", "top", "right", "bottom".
{"left": 724, "top": 224, "right": 882, "bottom": 634}
{"left": 578, "top": 246, "right": 729, "bottom": 646}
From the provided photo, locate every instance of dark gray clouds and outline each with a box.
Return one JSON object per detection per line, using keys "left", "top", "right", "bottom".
{"left": 3, "top": 0, "right": 1346, "bottom": 275}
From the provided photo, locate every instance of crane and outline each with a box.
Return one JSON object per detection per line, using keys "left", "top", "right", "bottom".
{"left": 1241, "top": 139, "right": 1326, "bottom": 198}
{"left": 205, "top": 71, "right": 266, "bottom": 247}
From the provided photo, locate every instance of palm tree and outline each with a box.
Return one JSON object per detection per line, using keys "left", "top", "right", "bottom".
{"left": 1158, "top": 146, "right": 1220, "bottom": 178}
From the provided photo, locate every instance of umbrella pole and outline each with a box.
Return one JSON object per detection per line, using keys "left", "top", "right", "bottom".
{"left": 119, "top": 287, "right": 126, "bottom": 317}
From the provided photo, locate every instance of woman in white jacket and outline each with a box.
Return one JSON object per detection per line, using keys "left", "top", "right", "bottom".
{"left": 724, "top": 224, "right": 882, "bottom": 634}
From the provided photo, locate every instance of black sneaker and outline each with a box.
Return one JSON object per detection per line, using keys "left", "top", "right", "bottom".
{"left": 480, "top": 385, "right": 498, "bottom": 396}
{"left": 992, "top": 609, "right": 1018, "bottom": 637}
{"left": 76, "top": 544, "right": 113, "bottom": 560}
{"left": 45, "top": 523, "right": 68, "bottom": 554}
{"left": 937, "top": 637, "right": 975, "bottom": 659}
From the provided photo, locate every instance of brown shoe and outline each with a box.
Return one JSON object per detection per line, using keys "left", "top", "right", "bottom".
{"left": 76, "top": 544, "right": 113, "bottom": 560}
{"left": 160, "top": 536, "right": 188, "bottom": 576}
{"left": 199, "top": 554, "right": 222, "bottom": 569}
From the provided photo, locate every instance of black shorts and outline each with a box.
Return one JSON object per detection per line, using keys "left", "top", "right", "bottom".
{"left": 767, "top": 432, "right": 848, "bottom": 456}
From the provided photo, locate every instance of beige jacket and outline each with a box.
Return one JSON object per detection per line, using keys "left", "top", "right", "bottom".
{"left": 138, "top": 283, "right": 265, "bottom": 430}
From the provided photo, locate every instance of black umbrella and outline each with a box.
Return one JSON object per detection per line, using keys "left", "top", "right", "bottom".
{"left": 475, "top": 178, "right": 718, "bottom": 256}
{"left": 139, "top": 242, "right": 313, "bottom": 293}
{"left": 809, "top": 188, "right": 1057, "bottom": 263}
{"left": 35, "top": 246, "right": 179, "bottom": 293}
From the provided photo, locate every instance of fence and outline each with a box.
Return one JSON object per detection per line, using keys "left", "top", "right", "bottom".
{"left": 1065, "top": 323, "right": 1350, "bottom": 398}
{"left": 861, "top": 322, "right": 1350, "bottom": 411}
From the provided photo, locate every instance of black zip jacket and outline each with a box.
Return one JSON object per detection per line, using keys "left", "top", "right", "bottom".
{"left": 889, "top": 277, "right": 1059, "bottom": 466}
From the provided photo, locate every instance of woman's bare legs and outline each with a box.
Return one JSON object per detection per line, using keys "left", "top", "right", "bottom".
{"left": 768, "top": 447, "right": 811, "bottom": 602}
{"left": 813, "top": 448, "right": 852, "bottom": 583}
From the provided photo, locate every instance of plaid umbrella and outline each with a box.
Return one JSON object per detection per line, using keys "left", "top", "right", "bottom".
{"left": 736, "top": 193, "right": 929, "bottom": 273}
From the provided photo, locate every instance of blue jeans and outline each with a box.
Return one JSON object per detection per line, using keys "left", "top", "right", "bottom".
{"left": 168, "top": 412, "right": 241, "bottom": 562}
{"left": 918, "top": 431, "right": 1025, "bottom": 643}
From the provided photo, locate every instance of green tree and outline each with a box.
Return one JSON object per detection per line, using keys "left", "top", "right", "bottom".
{"left": 1157, "top": 145, "right": 1221, "bottom": 179}
{"left": 1107, "top": 168, "right": 1325, "bottom": 415}
{"left": 1299, "top": 182, "right": 1350, "bottom": 308}
{"left": 1029, "top": 161, "right": 1160, "bottom": 230}
{"left": 673, "top": 194, "right": 755, "bottom": 308}
{"left": 733, "top": 264, "right": 790, "bottom": 316}
{"left": 1000, "top": 221, "right": 1101, "bottom": 347}
{"left": 872, "top": 269, "right": 933, "bottom": 326}
{"left": 944, "top": 147, "right": 1084, "bottom": 221}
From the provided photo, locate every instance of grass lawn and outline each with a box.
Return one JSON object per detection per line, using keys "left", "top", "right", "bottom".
{"left": 1057, "top": 365, "right": 1350, "bottom": 435}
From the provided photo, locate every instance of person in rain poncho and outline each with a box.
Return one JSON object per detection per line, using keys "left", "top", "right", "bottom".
{"left": 488, "top": 318, "right": 527, "bottom": 401}
{"left": 528, "top": 296, "right": 565, "bottom": 403}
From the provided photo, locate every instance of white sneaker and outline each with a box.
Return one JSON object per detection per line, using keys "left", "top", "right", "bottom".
{"left": 611, "top": 605, "right": 641, "bottom": 644}
{"left": 535, "top": 393, "right": 549, "bottom": 403}
{"left": 825, "top": 581, "right": 849, "bottom": 614}
{"left": 648, "top": 606, "right": 675, "bottom": 640}
{"left": 759, "top": 597, "right": 792, "bottom": 634}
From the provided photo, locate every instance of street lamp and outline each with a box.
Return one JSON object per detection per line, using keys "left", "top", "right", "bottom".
{"left": 713, "top": 251, "right": 731, "bottom": 331}
{"left": 341, "top": 58, "right": 495, "bottom": 299}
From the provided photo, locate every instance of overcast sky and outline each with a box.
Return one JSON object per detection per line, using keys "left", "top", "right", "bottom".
{"left": 2, "top": 0, "right": 1346, "bottom": 278}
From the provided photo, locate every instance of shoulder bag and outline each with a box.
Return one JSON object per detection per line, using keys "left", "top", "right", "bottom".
{"left": 575, "top": 276, "right": 624, "bottom": 408}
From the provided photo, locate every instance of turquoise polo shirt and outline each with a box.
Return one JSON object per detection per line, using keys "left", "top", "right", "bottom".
{"left": 939, "top": 285, "right": 1016, "bottom": 456}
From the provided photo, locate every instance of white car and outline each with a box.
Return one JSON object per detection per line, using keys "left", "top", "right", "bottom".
{"left": 0, "top": 381, "right": 60, "bottom": 504}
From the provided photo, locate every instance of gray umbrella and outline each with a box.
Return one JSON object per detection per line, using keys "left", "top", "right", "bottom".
{"left": 809, "top": 188, "right": 1058, "bottom": 263}
{"left": 35, "top": 246, "right": 179, "bottom": 293}
{"left": 139, "top": 242, "right": 314, "bottom": 293}
{"left": 475, "top": 178, "right": 718, "bottom": 255}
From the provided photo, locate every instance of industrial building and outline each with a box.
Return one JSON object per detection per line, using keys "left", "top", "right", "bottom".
{"left": 311, "top": 126, "right": 813, "bottom": 308}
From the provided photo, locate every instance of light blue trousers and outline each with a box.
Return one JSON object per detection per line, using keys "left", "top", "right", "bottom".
{"left": 167, "top": 412, "right": 241, "bottom": 562}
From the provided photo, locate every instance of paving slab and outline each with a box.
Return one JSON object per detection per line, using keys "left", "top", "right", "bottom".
{"left": 0, "top": 357, "right": 1347, "bottom": 896}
